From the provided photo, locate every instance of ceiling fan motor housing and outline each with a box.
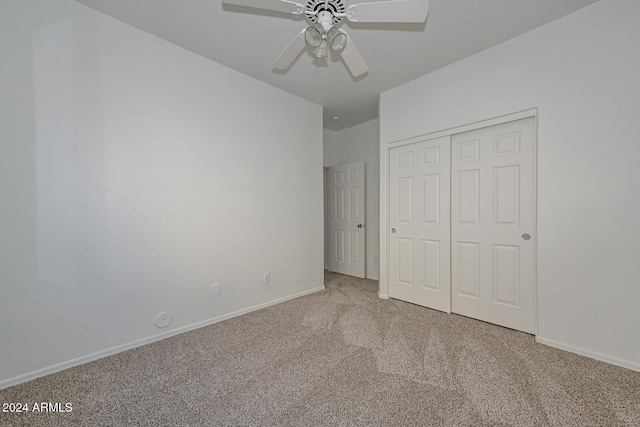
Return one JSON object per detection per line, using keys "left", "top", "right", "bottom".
{"left": 305, "top": 0, "right": 345, "bottom": 24}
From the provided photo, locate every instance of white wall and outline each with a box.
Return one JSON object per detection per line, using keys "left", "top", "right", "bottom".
{"left": 324, "top": 120, "right": 379, "bottom": 279}
{"left": 323, "top": 131, "right": 337, "bottom": 270}
{"left": 0, "top": 0, "right": 323, "bottom": 388}
{"left": 380, "top": 0, "right": 640, "bottom": 370}
{"left": 323, "top": 129, "right": 338, "bottom": 168}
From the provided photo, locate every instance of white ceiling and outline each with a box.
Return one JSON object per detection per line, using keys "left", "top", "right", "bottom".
{"left": 75, "top": 0, "right": 598, "bottom": 131}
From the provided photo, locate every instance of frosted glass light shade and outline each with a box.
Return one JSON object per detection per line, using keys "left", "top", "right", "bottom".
{"left": 314, "top": 39, "right": 328, "bottom": 58}
{"left": 305, "top": 26, "right": 323, "bottom": 48}
{"left": 327, "top": 27, "right": 347, "bottom": 52}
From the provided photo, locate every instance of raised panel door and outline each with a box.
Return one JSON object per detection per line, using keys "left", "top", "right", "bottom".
{"left": 389, "top": 136, "right": 451, "bottom": 312}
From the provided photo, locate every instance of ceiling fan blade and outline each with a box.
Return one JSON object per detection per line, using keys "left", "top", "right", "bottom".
{"left": 340, "top": 33, "right": 368, "bottom": 78}
{"left": 222, "top": 0, "right": 305, "bottom": 15}
{"left": 273, "top": 29, "right": 307, "bottom": 71}
{"left": 345, "top": 0, "right": 429, "bottom": 23}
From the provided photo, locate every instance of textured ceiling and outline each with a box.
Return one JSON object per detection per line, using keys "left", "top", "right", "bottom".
{"left": 75, "top": 0, "right": 599, "bottom": 130}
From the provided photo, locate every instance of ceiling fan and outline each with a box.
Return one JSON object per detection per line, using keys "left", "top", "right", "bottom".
{"left": 222, "top": 0, "right": 430, "bottom": 78}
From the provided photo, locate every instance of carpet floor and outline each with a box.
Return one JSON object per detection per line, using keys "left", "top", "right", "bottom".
{"left": 1, "top": 271, "right": 639, "bottom": 426}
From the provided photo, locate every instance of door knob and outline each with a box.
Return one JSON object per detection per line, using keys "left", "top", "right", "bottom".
{"left": 522, "top": 233, "right": 531, "bottom": 240}
{"left": 357, "top": 224, "right": 363, "bottom": 228}
{"left": 391, "top": 228, "right": 396, "bottom": 233}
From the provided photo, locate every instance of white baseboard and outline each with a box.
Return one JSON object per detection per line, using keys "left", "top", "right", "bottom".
{"left": 0, "top": 286, "right": 325, "bottom": 391}
{"left": 536, "top": 336, "right": 640, "bottom": 372}
{"left": 378, "top": 292, "right": 390, "bottom": 299}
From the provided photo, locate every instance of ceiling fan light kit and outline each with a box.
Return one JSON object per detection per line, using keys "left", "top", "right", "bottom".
{"left": 304, "top": 25, "right": 323, "bottom": 48}
{"left": 315, "top": 40, "right": 328, "bottom": 58}
{"left": 222, "top": 0, "right": 429, "bottom": 77}
{"left": 326, "top": 27, "right": 347, "bottom": 52}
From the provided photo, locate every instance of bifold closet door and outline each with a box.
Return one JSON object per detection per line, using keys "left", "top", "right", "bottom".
{"left": 451, "top": 117, "right": 536, "bottom": 334}
{"left": 389, "top": 136, "right": 451, "bottom": 313}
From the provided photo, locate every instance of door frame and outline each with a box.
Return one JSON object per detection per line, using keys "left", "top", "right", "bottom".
{"left": 379, "top": 109, "right": 538, "bottom": 329}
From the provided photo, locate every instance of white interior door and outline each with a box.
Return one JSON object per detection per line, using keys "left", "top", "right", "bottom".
{"left": 451, "top": 117, "right": 536, "bottom": 333}
{"left": 389, "top": 136, "right": 451, "bottom": 312}
{"left": 329, "top": 162, "right": 365, "bottom": 278}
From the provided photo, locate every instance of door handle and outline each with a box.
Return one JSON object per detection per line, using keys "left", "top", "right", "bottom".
{"left": 522, "top": 233, "right": 531, "bottom": 240}
{"left": 357, "top": 224, "right": 363, "bottom": 228}
{"left": 391, "top": 228, "right": 396, "bottom": 233}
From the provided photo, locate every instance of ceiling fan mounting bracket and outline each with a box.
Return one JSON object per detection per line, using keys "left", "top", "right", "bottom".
{"left": 345, "top": 8, "right": 356, "bottom": 22}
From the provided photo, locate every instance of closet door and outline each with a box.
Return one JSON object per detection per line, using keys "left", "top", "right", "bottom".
{"left": 451, "top": 117, "right": 536, "bottom": 333}
{"left": 389, "top": 136, "right": 451, "bottom": 312}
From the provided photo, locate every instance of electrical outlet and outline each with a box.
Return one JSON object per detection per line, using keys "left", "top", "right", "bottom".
{"left": 211, "top": 283, "right": 220, "bottom": 297}
{"left": 263, "top": 273, "right": 271, "bottom": 284}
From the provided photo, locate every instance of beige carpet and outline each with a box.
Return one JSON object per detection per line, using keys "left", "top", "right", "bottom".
{"left": 1, "top": 271, "right": 639, "bottom": 426}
